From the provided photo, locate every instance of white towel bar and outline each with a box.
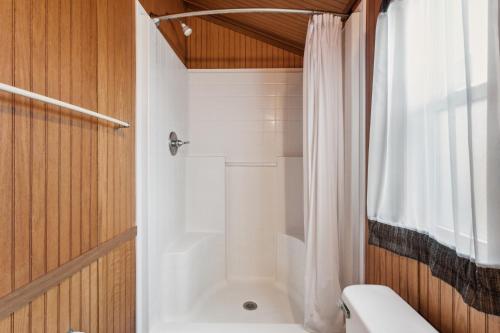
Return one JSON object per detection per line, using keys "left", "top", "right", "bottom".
{"left": 0, "top": 82, "right": 130, "bottom": 128}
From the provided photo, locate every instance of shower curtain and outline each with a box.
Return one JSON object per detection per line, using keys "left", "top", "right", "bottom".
{"left": 303, "top": 14, "right": 345, "bottom": 333}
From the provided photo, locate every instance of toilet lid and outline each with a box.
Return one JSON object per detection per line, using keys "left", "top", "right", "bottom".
{"left": 341, "top": 285, "right": 438, "bottom": 333}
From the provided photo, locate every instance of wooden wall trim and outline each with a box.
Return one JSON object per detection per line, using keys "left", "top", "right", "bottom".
{"left": 0, "top": 226, "right": 137, "bottom": 320}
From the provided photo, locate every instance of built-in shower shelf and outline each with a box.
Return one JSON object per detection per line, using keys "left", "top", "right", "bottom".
{"left": 225, "top": 161, "right": 277, "bottom": 167}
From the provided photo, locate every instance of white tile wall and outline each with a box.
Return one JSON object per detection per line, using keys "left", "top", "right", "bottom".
{"left": 148, "top": 26, "right": 188, "bottom": 254}
{"left": 136, "top": 8, "right": 188, "bottom": 328}
{"left": 186, "top": 70, "right": 304, "bottom": 280}
{"left": 275, "top": 157, "right": 304, "bottom": 240}
{"left": 185, "top": 157, "right": 225, "bottom": 232}
{"left": 186, "top": 70, "right": 303, "bottom": 161}
{"left": 138, "top": 8, "right": 307, "bottom": 326}
{"left": 226, "top": 166, "right": 277, "bottom": 279}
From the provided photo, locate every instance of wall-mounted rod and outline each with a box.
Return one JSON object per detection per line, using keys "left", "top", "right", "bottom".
{"left": 0, "top": 82, "right": 130, "bottom": 128}
{"left": 153, "top": 8, "right": 349, "bottom": 23}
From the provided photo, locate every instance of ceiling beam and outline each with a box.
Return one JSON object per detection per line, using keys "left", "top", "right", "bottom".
{"left": 183, "top": 1, "right": 305, "bottom": 55}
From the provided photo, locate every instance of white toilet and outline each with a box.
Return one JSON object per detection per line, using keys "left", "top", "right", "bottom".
{"left": 341, "top": 285, "right": 438, "bottom": 333}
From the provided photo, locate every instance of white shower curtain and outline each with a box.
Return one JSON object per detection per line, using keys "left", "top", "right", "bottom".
{"left": 367, "top": 0, "right": 499, "bottom": 267}
{"left": 303, "top": 14, "right": 345, "bottom": 333}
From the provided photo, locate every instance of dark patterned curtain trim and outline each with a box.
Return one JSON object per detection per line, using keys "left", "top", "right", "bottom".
{"left": 368, "top": 220, "right": 500, "bottom": 316}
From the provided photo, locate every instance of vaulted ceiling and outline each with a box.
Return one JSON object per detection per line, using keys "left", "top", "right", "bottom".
{"left": 139, "top": 0, "right": 360, "bottom": 63}
{"left": 183, "top": 0, "right": 359, "bottom": 53}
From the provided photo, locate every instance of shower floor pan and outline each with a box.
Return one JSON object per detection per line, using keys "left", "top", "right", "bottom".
{"left": 152, "top": 280, "right": 307, "bottom": 333}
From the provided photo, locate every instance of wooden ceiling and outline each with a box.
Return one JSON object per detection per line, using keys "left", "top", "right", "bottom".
{"left": 183, "top": 0, "right": 359, "bottom": 54}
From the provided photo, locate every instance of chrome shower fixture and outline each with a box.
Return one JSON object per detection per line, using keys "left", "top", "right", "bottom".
{"left": 152, "top": 17, "right": 193, "bottom": 37}
{"left": 181, "top": 22, "right": 193, "bottom": 36}
{"left": 169, "top": 131, "right": 190, "bottom": 156}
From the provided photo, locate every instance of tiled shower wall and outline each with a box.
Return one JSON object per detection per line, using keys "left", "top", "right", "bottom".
{"left": 186, "top": 69, "right": 303, "bottom": 279}
{"left": 187, "top": 70, "right": 303, "bottom": 160}
{"left": 136, "top": 6, "right": 188, "bottom": 329}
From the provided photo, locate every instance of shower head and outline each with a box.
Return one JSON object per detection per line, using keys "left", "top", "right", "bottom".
{"left": 151, "top": 17, "right": 192, "bottom": 37}
{"left": 181, "top": 22, "right": 192, "bottom": 37}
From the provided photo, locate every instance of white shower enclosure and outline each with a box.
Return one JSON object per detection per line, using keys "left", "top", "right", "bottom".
{"left": 135, "top": 1, "right": 365, "bottom": 332}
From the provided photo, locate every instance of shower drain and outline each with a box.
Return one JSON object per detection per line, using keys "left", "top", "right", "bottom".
{"left": 243, "top": 301, "right": 258, "bottom": 311}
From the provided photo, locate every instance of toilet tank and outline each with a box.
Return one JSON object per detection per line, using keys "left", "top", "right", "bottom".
{"left": 341, "top": 285, "right": 438, "bottom": 333}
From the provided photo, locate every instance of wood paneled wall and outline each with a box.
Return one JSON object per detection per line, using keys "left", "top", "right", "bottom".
{"left": 365, "top": 246, "right": 500, "bottom": 333}
{"left": 364, "top": 1, "right": 500, "bottom": 332}
{"left": 0, "top": 0, "right": 136, "bottom": 330}
{"left": 0, "top": 240, "right": 135, "bottom": 333}
{"left": 186, "top": 17, "right": 303, "bottom": 69}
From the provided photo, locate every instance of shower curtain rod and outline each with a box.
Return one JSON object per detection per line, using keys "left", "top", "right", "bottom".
{"left": 152, "top": 8, "right": 349, "bottom": 23}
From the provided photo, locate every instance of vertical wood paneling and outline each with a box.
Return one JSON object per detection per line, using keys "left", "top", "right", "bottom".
{"left": 70, "top": 273, "right": 81, "bottom": 329}
{"left": 97, "top": 0, "right": 110, "bottom": 245}
{"left": 366, "top": 247, "right": 499, "bottom": 333}
{"left": 107, "top": 0, "right": 117, "bottom": 242}
{"left": 45, "top": 288, "right": 58, "bottom": 333}
{"left": 31, "top": 296, "right": 44, "bottom": 333}
{"left": 419, "top": 263, "right": 429, "bottom": 318}
{"left": 0, "top": 317, "right": 11, "bottom": 333}
{"left": 46, "top": 0, "right": 61, "bottom": 273}
{"left": 385, "top": 251, "right": 393, "bottom": 289}
{"left": 14, "top": 0, "right": 32, "bottom": 291}
{"left": 453, "top": 289, "right": 469, "bottom": 333}
{"left": 0, "top": 0, "right": 13, "bottom": 302}
{"left": 391, "top": 249, "right": 400, "bottom": 294}
{"left": 441, "top": 281, "right": 454, "bottom": 333}
{"left": 80, "top": 0, "right": 93, "bottom": 254}
{"left": 13, "top": 305, "right": 29, "bottom": 333}
{"left": 70, "top": 0, "right": 83, "bottom": 260}
{"left": 373, "top": 246, "right": 380, "bottom": 284}
{"left": 81, "top": 266, "right": 90, "bottom": 332}
{"left": 407, "top": 259, "right": 419, "bottom": 310}
{"left": 12, "top": 0, "right": 31, "bottom": 326}
{"left": 379, "top": 248, "right": 386, "bottom": 285}
{"left": 59, "top": 279, "right": 70, "bottom": 333}
{"left": 90, "top": 262, "right": 98, "bottom": 333}
{"left": 125, "top": 242, "right": 132, "bottom": 333}
{"left": 59, "top": 0, "right": 72, "bottom": 267}
{"left": 470, "top": 307, "right": 487, "bottom": 333}
{"left": 0, "top": 0, "right": 136, "bottom": 329}
{"left": 0, "top": 240, "right": 136, "bottom": 332}
{"left": 31, "top": 0, "right": 48, "bottom": 285}
{"left": 428, "top": 273, "right": 441, "bottom": 329}
{"left": 489, "top": 315, "right": 500, "bottom": 333}
{"left": 98, "top": 256, "right": 107, "bottom": 333}
{"left": 131, "top": 241, "right": 136, "bottom": 332}
{"left": 186, "top": 17, "right": 303, "bottom": 69}
{"left": 106, "top": 251, "right": 114, "bottom": 331}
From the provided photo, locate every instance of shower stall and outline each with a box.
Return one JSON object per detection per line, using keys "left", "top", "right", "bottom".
{"left": 136, "top": 2, "right": 365, "bottom": 332}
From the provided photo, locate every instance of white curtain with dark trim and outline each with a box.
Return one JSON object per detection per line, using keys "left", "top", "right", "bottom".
{"left": 303, "top": 14, "right": 345, "bottom": 333}
{"left": 367, "top": 0, "right": 500, "bottom": 266}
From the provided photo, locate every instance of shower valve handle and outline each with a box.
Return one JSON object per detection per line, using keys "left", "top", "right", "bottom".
{"left": 172, "top": 139, "right": 190, "bottom": 147}
{"left": 169, "top": 131, "right": 189, "bottom": 156}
